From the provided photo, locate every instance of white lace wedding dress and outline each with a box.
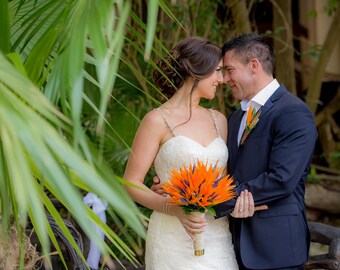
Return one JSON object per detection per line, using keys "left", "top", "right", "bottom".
{"left": 144, "top": 108, "right": 238, "bottom": 270}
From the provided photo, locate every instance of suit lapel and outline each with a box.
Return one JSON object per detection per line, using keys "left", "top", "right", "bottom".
{"left": 260, "top": 85, "right": 286, "bottom": 117}
{"left": 228, "top": 85, "right": 287, "bottom": 174}
{"left": 228, "top": 109, "right": 244, "bottom": 173}
{"left": 231, "top": 109, "right": 244, "bottom": 147}
{"left": 241, "top": 85, "right": 286, "bottom": 132}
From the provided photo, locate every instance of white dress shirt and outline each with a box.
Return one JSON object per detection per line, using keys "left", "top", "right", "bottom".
{"left": 237, "top": 79, "right": 280, "bottom": 145}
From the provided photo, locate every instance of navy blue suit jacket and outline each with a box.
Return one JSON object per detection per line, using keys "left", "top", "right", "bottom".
{"left": 214, "top": 85, "right": 318, "bottom": 269}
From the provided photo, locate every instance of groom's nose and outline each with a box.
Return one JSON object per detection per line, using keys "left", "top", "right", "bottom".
{"left": 223, "top": 73, "right": 230, "bottom": 84}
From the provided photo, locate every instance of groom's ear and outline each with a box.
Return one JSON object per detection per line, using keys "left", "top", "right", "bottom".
{"left": 248, "top": 58, "right": 260, "bottom": 73}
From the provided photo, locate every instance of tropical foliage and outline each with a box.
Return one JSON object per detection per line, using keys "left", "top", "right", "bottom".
{"left": 0, "top": 0, "right": 339, "bottom": 269}
{"left": 0, "top": 0, "right": 163, "bottom": 268}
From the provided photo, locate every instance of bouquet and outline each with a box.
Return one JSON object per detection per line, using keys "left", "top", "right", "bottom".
{"left": 162, "top": 160, "right": 236, "bottom": 256}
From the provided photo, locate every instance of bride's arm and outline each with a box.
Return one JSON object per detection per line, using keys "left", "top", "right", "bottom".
{"left": 123, "top": 110, "right": 167, "bottom": 211}
{"left": 123, "top": 110, "right": 205, "bottom": 238}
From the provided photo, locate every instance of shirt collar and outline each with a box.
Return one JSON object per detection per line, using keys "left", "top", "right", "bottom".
{"left": 240, "top": 79, "right": 280, "bottom": 111}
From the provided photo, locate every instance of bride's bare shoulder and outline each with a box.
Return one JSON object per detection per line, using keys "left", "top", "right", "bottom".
{"left": 140, "top": 108, "right": 166, "bottom": 127}
{"left": 212, "top": 109, "right": 227, "bottom": 123}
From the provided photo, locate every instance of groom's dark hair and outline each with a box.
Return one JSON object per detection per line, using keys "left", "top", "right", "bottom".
{"left": 222, "top": 33, "right": 275, "bottom": 75}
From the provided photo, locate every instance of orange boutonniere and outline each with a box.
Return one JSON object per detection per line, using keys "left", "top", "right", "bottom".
{"left": 162, "top": 160, "right": 236, "bottom": 216}
{"left": 240, "top": 104, "right": 262, "bottom": 146}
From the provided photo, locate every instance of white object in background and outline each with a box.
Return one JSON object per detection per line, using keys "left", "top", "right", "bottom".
{"left": 83, "top": 192, "right": 108, "bottom": 269}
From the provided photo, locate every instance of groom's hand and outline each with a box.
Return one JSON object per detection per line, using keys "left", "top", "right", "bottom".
{"left": 150, "top": 176, "right": 167, "bottom": 197}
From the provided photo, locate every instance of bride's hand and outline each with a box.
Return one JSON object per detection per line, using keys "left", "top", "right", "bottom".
{"left": 150, "top": 176, "right": 167, "bottom": 197}
{"left": 174, "top": 207, "right": 207, "bottom": 240}
{"left": 231, "top": 190, "right": 268, "bottom": 218}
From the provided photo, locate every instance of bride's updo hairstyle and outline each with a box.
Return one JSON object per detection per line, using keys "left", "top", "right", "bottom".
{"left": 152, "top": 37, "right": 222, "bottom": 98}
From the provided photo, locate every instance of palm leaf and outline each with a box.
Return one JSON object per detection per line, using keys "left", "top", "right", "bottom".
{"left": 0, "top": 0, "right": 172, "bottom": 268}
{"left": 0, "top": 53, "right": 146, "bottom": 264}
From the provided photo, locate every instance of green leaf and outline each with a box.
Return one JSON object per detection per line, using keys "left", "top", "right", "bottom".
{"left": 0, "top": 0, "right": 10, "bottom": 53}
{"left": 24, "top": 27, "right": 60, "bottom": 83}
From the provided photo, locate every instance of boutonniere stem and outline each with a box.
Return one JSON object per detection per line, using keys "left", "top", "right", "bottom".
{"left": 240, "top": 105, "right": 262, "bottom": 146}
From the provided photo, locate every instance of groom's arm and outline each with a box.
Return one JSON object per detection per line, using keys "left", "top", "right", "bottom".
{"left": 213, "top": 198, "right": 236, "bottom": 218}
{"left": 237, "top": 104, "right": 317, "bottom": 206}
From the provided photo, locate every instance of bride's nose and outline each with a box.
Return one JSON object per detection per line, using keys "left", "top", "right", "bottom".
{"left": 217, "top": 72, "right": 223, "bottom": 84}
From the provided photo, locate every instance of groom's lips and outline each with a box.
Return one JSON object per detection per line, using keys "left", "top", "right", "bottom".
{"left": 229, "top": 84, "right": 237, "bottom": 91}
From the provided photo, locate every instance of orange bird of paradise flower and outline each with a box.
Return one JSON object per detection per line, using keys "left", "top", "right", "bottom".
{"left": 240, "top": 104, "right": 262, "bottom": 145}
{"left": 162, "top": 160, "right": 236, "bottom": 215}
{"left": 245, "top": 104, "right": 261, "bottom": 131}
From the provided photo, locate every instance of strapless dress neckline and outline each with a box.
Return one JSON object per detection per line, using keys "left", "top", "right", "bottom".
{"left": 160, "top": 135, "right": 224, "bottom": 150}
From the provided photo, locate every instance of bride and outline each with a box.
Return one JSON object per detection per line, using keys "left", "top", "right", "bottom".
{"left": 123, "top": 37, "right": 254, "bottom": 270}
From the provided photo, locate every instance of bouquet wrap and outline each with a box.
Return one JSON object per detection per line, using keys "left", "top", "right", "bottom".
{"left": 192, "top": 211, "right": 205, "bottom": 256}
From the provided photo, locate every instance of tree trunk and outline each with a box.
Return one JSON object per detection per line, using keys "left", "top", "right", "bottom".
{"left": 230, "top": 0, "right": 251, "bottom": 34}
{"left": 306, "top": 7, "right": 340, "bottom": 115}
{"left": 305, "top": 184, "right": 340, "bottom": 214}
{"left": 272, "top": 0, "right": 296, "bottom": 95}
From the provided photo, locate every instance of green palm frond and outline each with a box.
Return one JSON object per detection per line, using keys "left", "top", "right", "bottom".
{"left": 0, "top": 0, "right": 164, "bottom": 268}
{"left": 0, "top": 52, "right": 146, "bottom": 266}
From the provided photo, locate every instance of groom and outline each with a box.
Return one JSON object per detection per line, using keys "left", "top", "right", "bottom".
{"left": 212, "top": 33, "right": 318, "bottom": 269}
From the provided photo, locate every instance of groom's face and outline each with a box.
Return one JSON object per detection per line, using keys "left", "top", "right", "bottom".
{"left": 223, "top": 50, "right": 254, "bottom": 101}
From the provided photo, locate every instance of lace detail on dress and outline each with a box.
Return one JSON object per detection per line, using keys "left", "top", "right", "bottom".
{"left": 209, "top": 108, "right": 221, "bottom": 137}
{"left": 156, "top": 107, "right": 176, "bottom": 136}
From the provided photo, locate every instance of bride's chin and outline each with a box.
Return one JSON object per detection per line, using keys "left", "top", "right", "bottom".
{"left": 205, "top": 92, "right": 216, "bottom": 100}
{"left": 209, "top": 93, "right": 217, "bottom": 100}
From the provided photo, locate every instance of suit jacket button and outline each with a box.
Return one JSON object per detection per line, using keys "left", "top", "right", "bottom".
{"left": 235, "top": 181, "right": 239, "bottom": 187}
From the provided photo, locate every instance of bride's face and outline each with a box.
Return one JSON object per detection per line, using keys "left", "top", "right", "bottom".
{"left": 195, "top": 60, "right": 223, "bottom": 100}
